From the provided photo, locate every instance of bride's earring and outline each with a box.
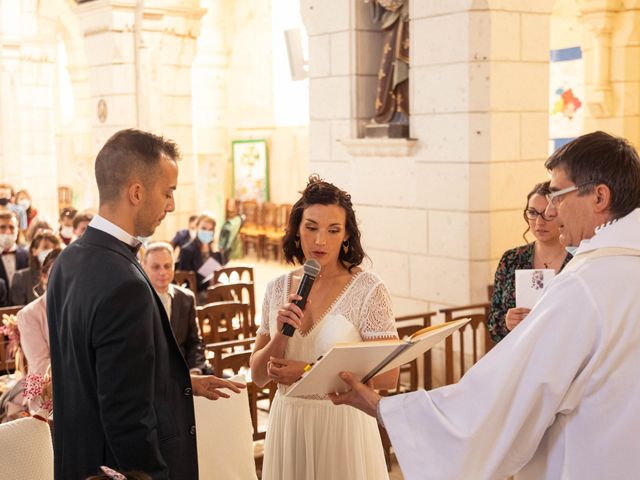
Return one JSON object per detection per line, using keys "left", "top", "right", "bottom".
{"left": 294, "top": 236, "right": 300, "bottom": 249}
{"left": 342, "top": 240, "right": 349, "bottom": 255}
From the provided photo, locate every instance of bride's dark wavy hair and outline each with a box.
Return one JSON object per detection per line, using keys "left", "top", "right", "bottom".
{"left": 282, "top": 174, "right": 365, "bottom": 271}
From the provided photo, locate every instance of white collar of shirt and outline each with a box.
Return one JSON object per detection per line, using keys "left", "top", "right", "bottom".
{"left": 89, "top": 214, "right": 141, "bottom": 250}
{"left": 574, "top": 208, "right": 640, "bottom": 255}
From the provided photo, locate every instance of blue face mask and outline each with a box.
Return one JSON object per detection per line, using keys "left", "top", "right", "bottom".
{"left": 197, "top": 230, "right": 214, "bottom": 245}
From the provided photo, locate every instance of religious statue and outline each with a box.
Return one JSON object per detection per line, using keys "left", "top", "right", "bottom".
{"left": 365, "top": 0, "right": 409, "bottom": 138}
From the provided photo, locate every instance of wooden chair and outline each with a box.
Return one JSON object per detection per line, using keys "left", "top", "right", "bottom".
{"left": 212, "top": 265, "right": 254, "bottom": 285}
{"left": 0, "top": 305, "right": 24, "bottom": 374}
{"left": 393, "top": 311, "right": 438, "bottom": 392}
{"left": 263, "top": 203, "right": 292, "bottom": 262}
{"left": 205, "top": 282, "right": 257, "bottom": 334}
{"left": 173, "top": 270, "right": 198, "bottom": 297}
{"left": 379, "top": 311, "right": 436, "bottom": 470}
{"left": 440, "top": 303, "right": 493, "bottom": 385}
{"left": 240, "top": 200, "right": 264, "bottom": 258}
{"left": 196, "top": 301, "right": 251, "bottom": 344}
{"left": 225, "top": 198, "right": 240, "bottom": 220}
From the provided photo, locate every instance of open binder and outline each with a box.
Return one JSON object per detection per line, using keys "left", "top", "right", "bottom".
{"left": 286, "top": 317, "right": 471, "bottom": 397}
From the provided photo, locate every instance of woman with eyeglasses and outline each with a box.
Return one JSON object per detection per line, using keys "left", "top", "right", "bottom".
{"left": 488, "top": 181, "right": 572, "bottom": 342}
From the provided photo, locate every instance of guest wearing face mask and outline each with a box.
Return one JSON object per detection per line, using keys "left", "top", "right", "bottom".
{"left": 11, "top": 231, "right": 61, "bottom": 306}
{"left": 15, "top": 189, "right": 38, "bottom": 228}
{"left": 0, "top": 212, "right": 29, "bottom": 306}
{"left": 0, "top": 183, "right": 28, "bottom": 233}
{"left": 58, "top": 207, "right": 78, "bottom": 246}
{"left": 177, "top": 213, "right": 227, "bottom": 299}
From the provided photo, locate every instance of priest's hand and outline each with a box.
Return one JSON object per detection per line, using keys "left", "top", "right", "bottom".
{"left": 191, "top": 375, "right": 245, "bottom": 400}
{"left": 267, "top": 356, "right": 307, "bottom": 385}
{"left": 505, "top": 307, "right": 531, "bottom": 331}
{"left": 329, "top": 371, "right": 381, "bottom": 418}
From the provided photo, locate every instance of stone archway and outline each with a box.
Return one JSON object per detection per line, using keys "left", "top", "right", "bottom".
{"left": 38, "top": 0, "right": 95, "bottom": 212}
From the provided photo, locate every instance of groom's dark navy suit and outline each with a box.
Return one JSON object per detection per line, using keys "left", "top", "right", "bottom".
{"left": 47, "top": 226, "right": 198, "bottom": 479}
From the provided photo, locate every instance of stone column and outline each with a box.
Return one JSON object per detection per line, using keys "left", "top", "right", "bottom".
{"left": 0, "top": 1, "right": 59, "bottom": 221}
{"left": 75, "top": 0, "right": 205, "bottom": 239}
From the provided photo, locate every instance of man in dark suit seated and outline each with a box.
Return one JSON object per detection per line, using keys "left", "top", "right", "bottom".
{"left": 177, "top": 213, "right": 227, "bottom": 299}
{"left": 0, "top": 211, "right": 29, "bottom": 306}
{"left": 143, "top": 241, "right": 211, "bottom": 375}
{"left": 171, "top": 214, "right": 198, "bottom": 249}
{"left": 47, "top": 129, "right": 244, "bottom": 480}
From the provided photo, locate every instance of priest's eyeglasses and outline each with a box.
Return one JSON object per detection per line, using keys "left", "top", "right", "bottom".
{"left": 545, "top": 182, "right": 596, "bottom": 206}
{"left": 524, "top": 208, "right": 552, "bottom": 222}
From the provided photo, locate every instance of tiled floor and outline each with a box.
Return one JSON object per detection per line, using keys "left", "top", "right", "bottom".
{"left": 228, "top": 256, "right": 404, "bottom": 478}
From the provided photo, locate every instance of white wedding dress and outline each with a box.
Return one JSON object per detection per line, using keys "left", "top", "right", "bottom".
{"left": 257, "top": 271, "right": 397, "bottom": 480}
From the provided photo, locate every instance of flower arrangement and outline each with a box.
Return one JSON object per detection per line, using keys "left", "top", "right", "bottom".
{"left": 1, "top": 313, "right": 24, "bottom": 374}
{"left": 23, "top": 371, "right": 53, "bottom": 414}
{"left": 1, "top": 314, "right": 19, "bottom": 358}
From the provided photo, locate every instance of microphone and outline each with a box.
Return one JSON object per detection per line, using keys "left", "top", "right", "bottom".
{"left": 281, "top": 259, "right": 321, "bottom": 337}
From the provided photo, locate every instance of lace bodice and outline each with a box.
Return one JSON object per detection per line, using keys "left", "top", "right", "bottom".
{"left": 257, "top": 271, "right": 397, "bottom": 389}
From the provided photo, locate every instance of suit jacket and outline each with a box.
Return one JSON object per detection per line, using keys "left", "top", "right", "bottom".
{"left": 0, "top": 246, "right": 29, "bottom": 305}
{"left": 176, "top": 238, "right": 226, "bottom": 292}
{"left": 168, "top": 284, "right": 207, "bottom": 372}
{"left": 10, "top": 265, "right": 40, "bottom": 306}
{"left": 47, "top": 226, "right": 198, "bottom": 480}
{"left": 171, "top": 228, "right": 193, "bottom": 248}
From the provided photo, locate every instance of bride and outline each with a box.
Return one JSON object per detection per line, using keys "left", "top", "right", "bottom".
{"left": 250, "top": 175, "right": 399, "bottom": 480}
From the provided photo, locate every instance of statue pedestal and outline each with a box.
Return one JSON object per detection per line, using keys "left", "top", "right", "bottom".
{"left": 364, "top": 122, "right": 409, "bottom": 139}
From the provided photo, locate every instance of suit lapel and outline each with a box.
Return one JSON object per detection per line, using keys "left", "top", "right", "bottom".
{"left": 83, "top": 227, "right": 182, "bottom": 354}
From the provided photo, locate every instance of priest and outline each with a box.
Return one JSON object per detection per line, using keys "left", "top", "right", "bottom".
{"left": 331, "top": 131, "right": 640, "bottom": 479}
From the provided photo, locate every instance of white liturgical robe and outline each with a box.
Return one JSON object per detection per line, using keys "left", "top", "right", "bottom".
{"left": 381, "top": 208, "right": 640, "bottom": 480}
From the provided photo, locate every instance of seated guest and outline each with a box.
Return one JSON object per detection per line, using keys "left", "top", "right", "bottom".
{"left": 11, "top": 231, "right": 61, "bottom": 306}
{"left": 143, "top": 242, "right": 210, "bottom": 374}
{"left": 15, "top": 189, "right": 38, "bottom": 228}
{"left": 0, "top": 183, "right": 27, "bottom": 232}
{"left": 58, "top": 207, "right": 78, "bottom": 245}
{"left": 17, "top": 249, "right": 62, "bottom": 377}
{"left": 177, "top": 212, "right": 227, "bottom": 296}
{"left": 171, "top": 214, "right": 198, "bottom": 249}
{"left": 0, "top": 212, "right": 29, "bottom": 306}
{"left": 73, "top": 211, "right": 94, "bottom": 239}
{"left": 488, "top": 181, "right": 572, "bottom": 342}
{"left": 25, "top": 218, "right": 53, "bottom": 243}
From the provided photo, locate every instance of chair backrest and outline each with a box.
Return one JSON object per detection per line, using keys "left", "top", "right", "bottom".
{"left": 440, "top": 303, "right": 493, "bottom": 385}
{"left": 394, "top": 312, "right": 437, "bottom": 391}
{"left": 206, "top": 282, "right": 256, "bottom": 334}
{"left": 262, "top": 202, "right": 278, "bottom": 230}
{"left": 173, "top": 270, "right": 197, "bottom": 296}
{"left": 241, "top": 200, "right": 260, "bottom": 228}
{"left": 196, "top": 301, "right": 251, "bottom": 344}
{"left": 0, "top": 416, "right": 54, "bottom": 479}
{"left": 0, "top": 305, "right": 24, "bottom": 373}
{"left": 212, "top": 266, "right": 254, "bottom": 285}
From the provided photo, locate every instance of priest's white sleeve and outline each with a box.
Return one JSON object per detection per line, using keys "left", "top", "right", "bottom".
{"left": 379, "top": 272, "right": 603, "bottom": 480}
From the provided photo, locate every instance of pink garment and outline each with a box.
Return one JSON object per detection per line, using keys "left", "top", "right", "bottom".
{"left": 16, "top": 295, "right": 50, "bottom": 376}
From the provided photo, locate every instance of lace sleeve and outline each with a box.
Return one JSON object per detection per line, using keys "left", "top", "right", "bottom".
{"left": 359, "top": 279, "right": 398, "bottom": 340}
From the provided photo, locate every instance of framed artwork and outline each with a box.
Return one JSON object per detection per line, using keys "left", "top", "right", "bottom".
{"left": 232, "top": 139, "right": 269, "bottom": 202}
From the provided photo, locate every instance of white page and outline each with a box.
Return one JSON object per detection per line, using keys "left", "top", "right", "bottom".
{"left": 198, "top": 256, "right": 222, "bottom": 281}
{"left": 515, "top": 269, "right": 555, "bottom": 308}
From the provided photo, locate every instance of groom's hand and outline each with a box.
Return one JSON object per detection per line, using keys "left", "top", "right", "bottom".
{"left": 328, "top": 371, "right": 381, "bottom": 418}
{"left": 191, "top": 375, "right": 245, "bottom": 400}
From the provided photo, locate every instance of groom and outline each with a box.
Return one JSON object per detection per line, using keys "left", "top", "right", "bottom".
{"left": 47, "top": 129, "right": 243, "bottom": 479}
